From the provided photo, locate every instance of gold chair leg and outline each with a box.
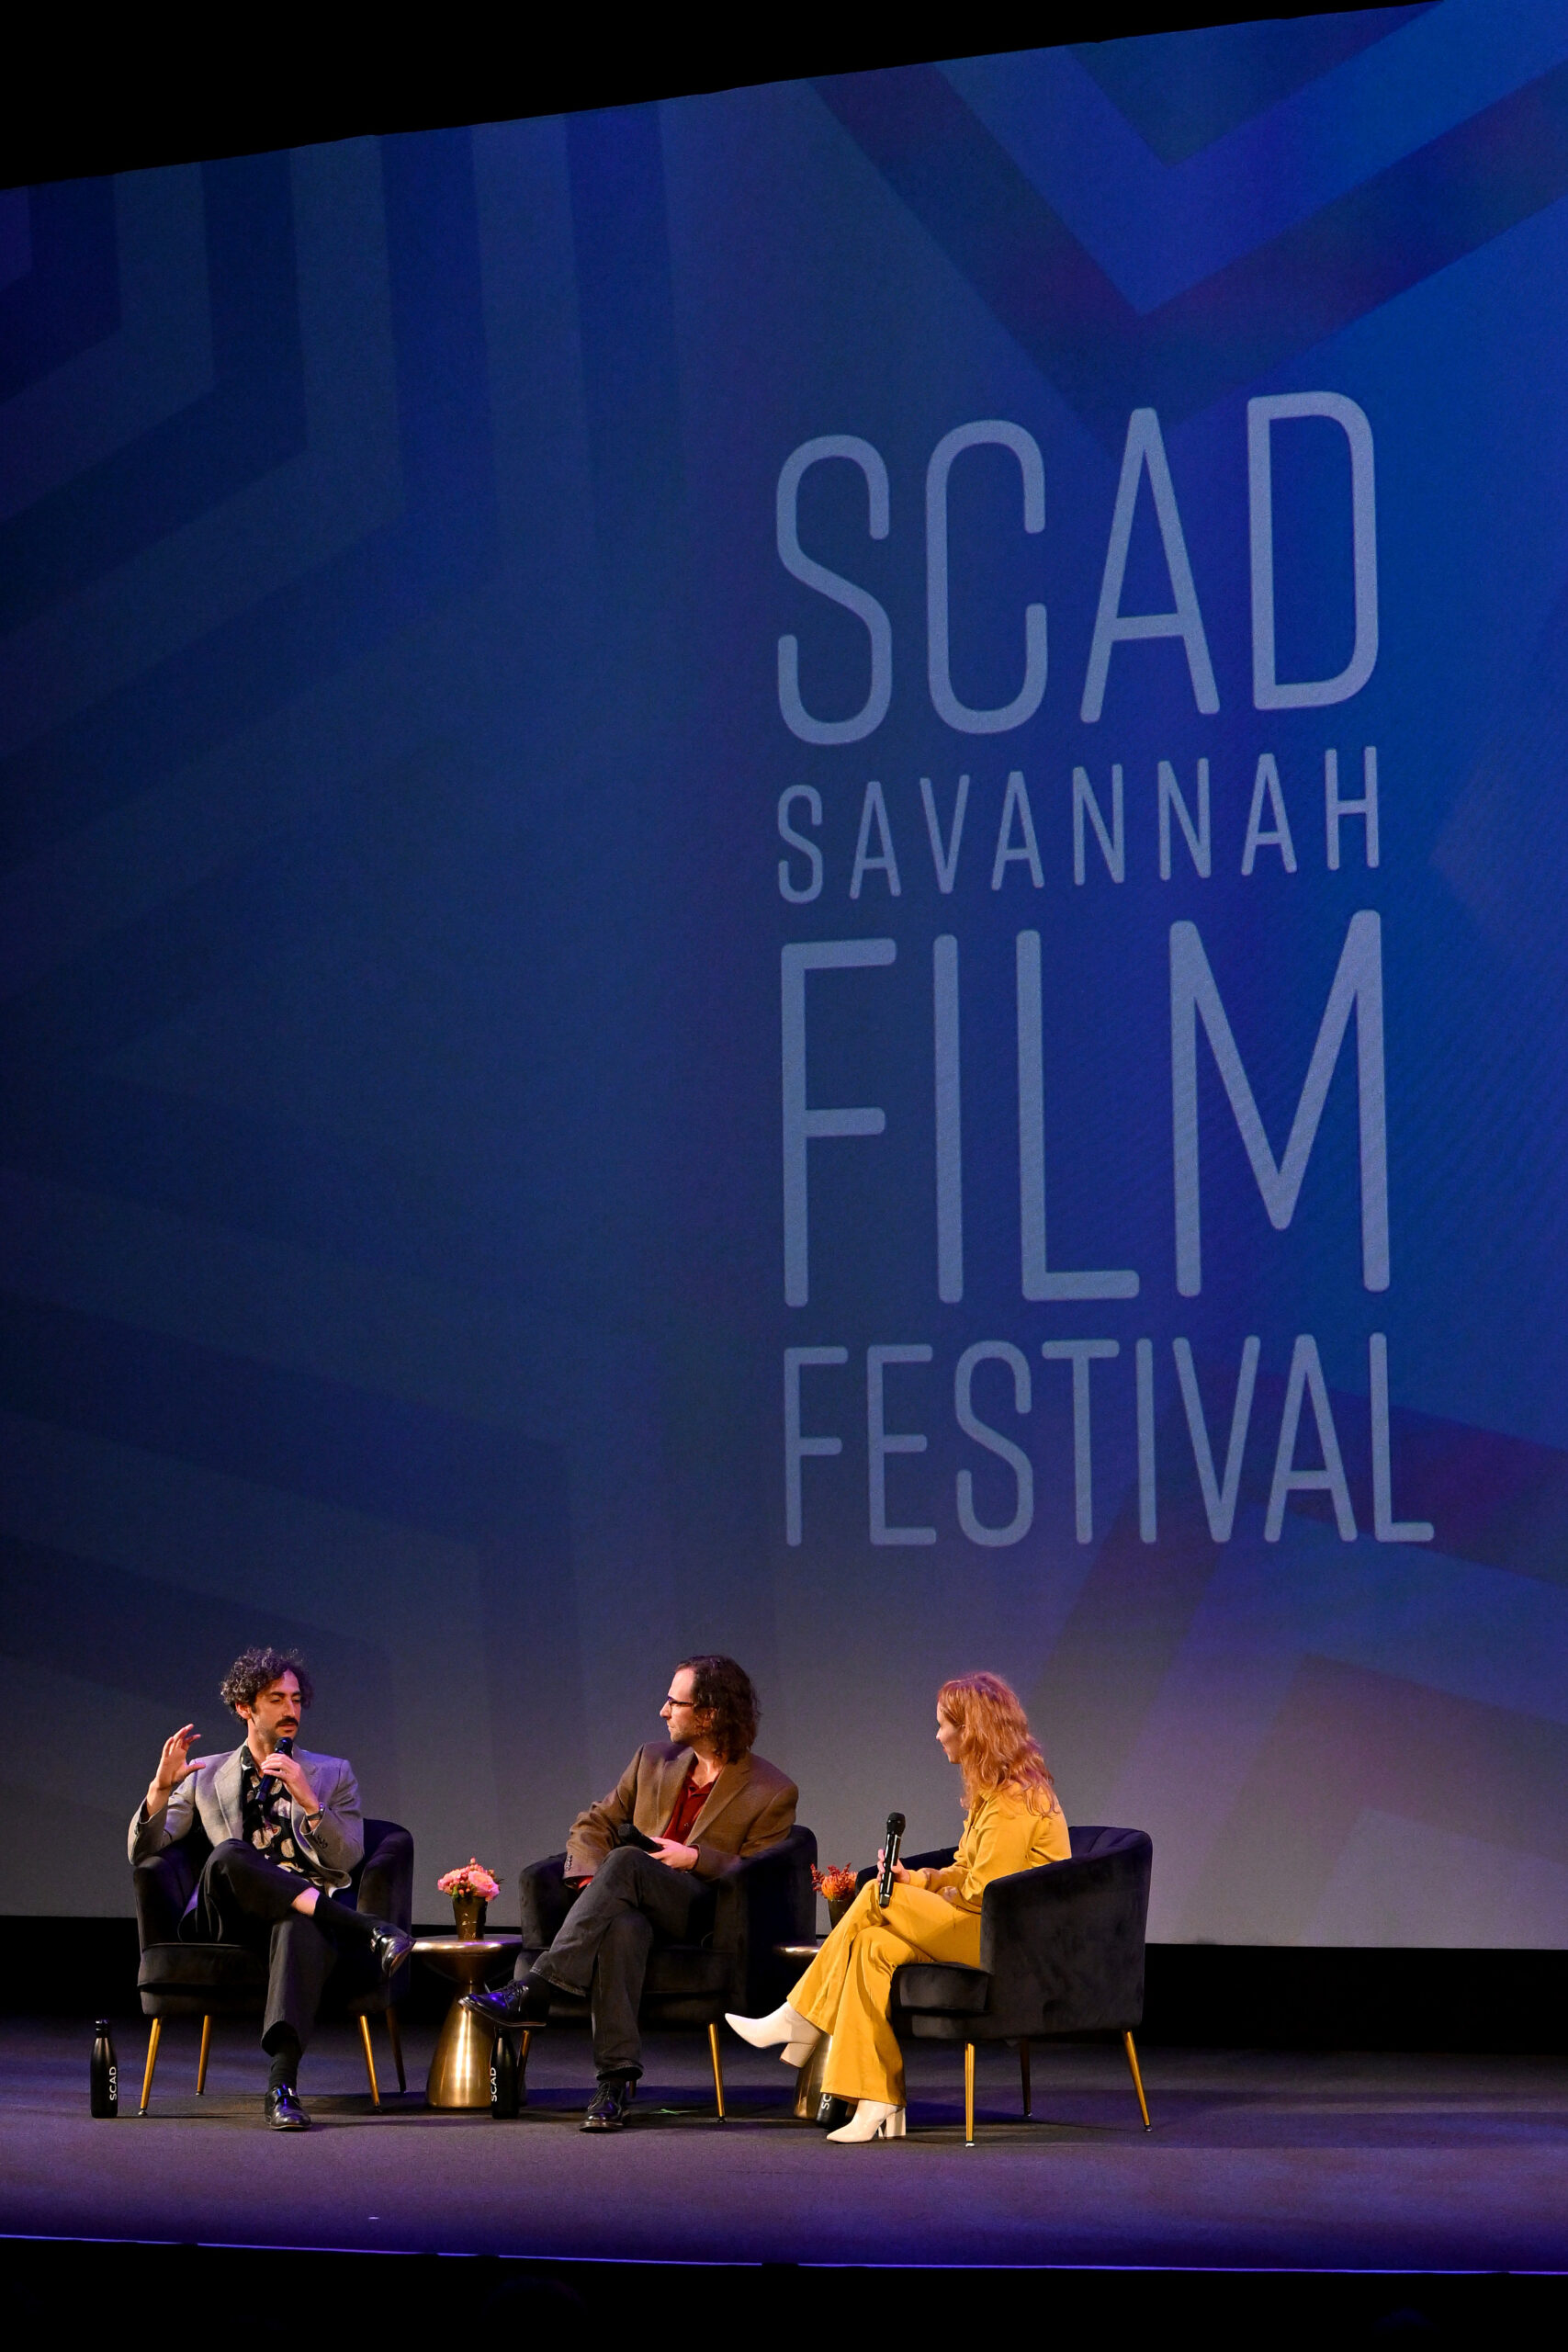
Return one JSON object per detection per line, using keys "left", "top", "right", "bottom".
{"left": 357, "top": 2013, "right": 380, "bottom": 2107}
{"left": 139, "top": 2018, "right": 162, "bottom": 2115}
{"left": 386, "top": 2005, "right": 406, "bottom": 2094}
{"left": 964, "top": 2041, "right": 976, "bottom": 2147}
{"left": 707, "top": 2020, "right": 726, "bottom": 2120}
{"left": 196, "top": 2015, "right": 212, "bottom": 2095}
{"left": 1123, "top": 2030, "right": 1151, "bottom": 2131}
{"left": 518, "top": 2026, "right": 532, "bottom": 2100}
{"left": 1019, "top": 2037, "right": 1031, "bottom": 2119}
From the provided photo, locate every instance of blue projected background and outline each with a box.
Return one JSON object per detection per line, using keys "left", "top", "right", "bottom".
{"left": 5, "top": 4, "right": 1568, "bottom": 1943}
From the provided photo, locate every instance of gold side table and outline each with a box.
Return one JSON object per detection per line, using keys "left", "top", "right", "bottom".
{"left": 412, "top": 1934, "right": 523, "bottom": 2109}
{"left": 774, "top": 1940, "right": 830, "bottom": 2119}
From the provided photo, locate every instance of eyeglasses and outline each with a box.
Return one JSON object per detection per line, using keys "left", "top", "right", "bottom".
{"left": 661, "top": 1695, "right": 694, "bottom": 1710}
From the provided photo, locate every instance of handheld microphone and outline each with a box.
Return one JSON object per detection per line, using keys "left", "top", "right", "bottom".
{"left": 275, "top": 1735, "right": 295, "bottom": 1758}
{"left": 877, "top": 1812, "right": 907, "bottom": 1906}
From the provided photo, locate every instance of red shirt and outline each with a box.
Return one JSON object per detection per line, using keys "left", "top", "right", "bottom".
{"left": 662, "top": 1768, "right": 716, "bottom": 1848}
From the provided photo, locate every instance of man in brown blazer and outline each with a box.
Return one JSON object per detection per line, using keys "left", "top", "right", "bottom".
{"left": 464, "top": 1654, "right": 795, "bottom": 2128}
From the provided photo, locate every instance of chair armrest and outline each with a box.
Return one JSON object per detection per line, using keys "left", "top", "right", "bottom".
{"left": 133, "top": 1848, "right": 197, "bottom": 1949}
{"left": 711, "top": 1826, "right": 818, "bottom": 1947}
{"left": 355, "top": 1822, "right": 413, "bottom": 1930}
{"left": 708, "top": 1826, "right": 818, "bottom": 2011}
{"left": 518, "top": 1852, "right": 575, "bottom": 1952}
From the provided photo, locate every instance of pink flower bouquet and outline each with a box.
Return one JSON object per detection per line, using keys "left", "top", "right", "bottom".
{"left": 438, "top": 1857, "right": 501, "bottom": 1940}
{"left": 436, "top": 1859, "right": 501, "bottom": 1901}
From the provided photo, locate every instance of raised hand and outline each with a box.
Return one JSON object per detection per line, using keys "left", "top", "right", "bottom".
{"left": 147, "top": 1725, "right": 202, "bottom": 1815}
{"left": 876, "top": 1847, "right": 913, "bottom": 1885}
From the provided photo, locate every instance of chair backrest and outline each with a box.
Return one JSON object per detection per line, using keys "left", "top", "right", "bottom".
{"left": 1068, "top": 1825, "right": 1150, "bottom": 1864}
{"left": 979, "top": 1824, "right": 1152, "bottom": 2035}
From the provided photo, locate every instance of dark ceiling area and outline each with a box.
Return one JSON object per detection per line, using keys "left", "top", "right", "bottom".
{"left": 2, "top": 5, "right": 1404, "bottom": 187}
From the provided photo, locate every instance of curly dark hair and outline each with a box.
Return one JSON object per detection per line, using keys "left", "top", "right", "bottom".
{"left": 219, "top": 1646, "right": 314, "bottom": 1718}
{"left": 677, "top": 1654, "right": 759, "bottom": 1763}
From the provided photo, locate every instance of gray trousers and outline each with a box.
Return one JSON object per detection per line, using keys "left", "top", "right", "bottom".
{"left": 525, "top": 1846, "right": 710, "bottom": 2079}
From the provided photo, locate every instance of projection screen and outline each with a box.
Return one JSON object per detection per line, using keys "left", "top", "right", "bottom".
{"left": 4, "top": 5, "right": 1568, "bottom": 1943}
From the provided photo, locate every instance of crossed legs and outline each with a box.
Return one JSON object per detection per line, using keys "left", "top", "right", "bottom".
{"left": 789, "top": 1881, "right": 982, "bottom": 2107}
{"left": 529, "top": 1846, "right": 708, "bottom": 2080}
{"left": 186, "top": 1840, "right": 340, "bottom": 2056}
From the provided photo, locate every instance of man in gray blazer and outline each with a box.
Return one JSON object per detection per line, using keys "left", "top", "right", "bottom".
{"left": 130, "top": 1645, "right": 411, "bottom": 2128}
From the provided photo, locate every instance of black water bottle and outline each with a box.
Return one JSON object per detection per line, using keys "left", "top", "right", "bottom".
{"left": 90, "top": 2019, "right": 118, "bottom": 2118}
{"left": 489, "top": 2029, "right": 519, "bottom": 2118}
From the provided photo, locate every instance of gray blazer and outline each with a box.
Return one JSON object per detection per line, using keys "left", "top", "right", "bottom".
{"left": 128, "top": 1741, "right": 365, "bottom": 1891}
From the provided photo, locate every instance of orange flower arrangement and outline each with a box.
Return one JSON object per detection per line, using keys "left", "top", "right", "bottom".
{"left": 811, "top": 1864, "right": 858, "bottom": 1904}
{"left": 812, "top": 1862, "right": 861, "bottom": 1928}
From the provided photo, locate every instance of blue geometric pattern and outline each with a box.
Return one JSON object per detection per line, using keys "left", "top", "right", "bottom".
{"left": 818, "top": 45, "right": 1568, "bottom": 442}
{"left": 4, "top": 12, "right": 1568, "bottom": 1943}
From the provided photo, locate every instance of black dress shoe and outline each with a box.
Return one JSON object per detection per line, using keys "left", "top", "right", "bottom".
{"left": 461, "top": 1976, "right": 552, "bottom": 2029}
{"left": 265, "top": 2085, "right": 310, "bottom": 2130}
{"left": 581, "top": 2075, "right": 636, "bottom": 2132}
{"left": 367, "top": 1924, "right": 414, "bottom": 1978}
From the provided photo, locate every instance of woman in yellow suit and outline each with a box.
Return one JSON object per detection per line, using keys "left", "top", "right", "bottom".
{"left": 727, "top": 1670, "right": 1069, "bottom": 2142}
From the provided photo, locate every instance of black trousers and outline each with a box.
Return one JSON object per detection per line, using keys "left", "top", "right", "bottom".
{"left": 523, "top": 1847, "right": 710, "bottom": 2079}
{"left": 182, "top": 1838, "right": 344, "bottom": 2056}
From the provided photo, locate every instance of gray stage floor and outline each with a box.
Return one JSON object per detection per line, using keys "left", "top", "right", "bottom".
{"left": 5, "top": 2017, "right": 1568, "bottom": 2272}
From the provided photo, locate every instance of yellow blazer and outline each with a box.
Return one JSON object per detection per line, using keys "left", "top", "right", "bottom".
{"left": 918, "top": 1781, "right": 1070, "bottom": 1913}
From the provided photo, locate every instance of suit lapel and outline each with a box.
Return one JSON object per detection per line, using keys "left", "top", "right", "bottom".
{"left": 210, "top": 1745, "right": 246, "bottom": 1841}
{"left": 689, "top": 1753, "right": 750, "bottom": 1839}
{"left": 640, "top": 1747, "right": 691, "bottom": 1837}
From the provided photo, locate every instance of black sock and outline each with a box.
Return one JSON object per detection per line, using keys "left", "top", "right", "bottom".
{"left": 529, "top": 1959, "right": 575, "bottom": 1993}
{"left": 308, "top": 1893, "right": 377, "bottom": 1948}
{"left": 267, "top": 2033, "right": 302, "bottom": 2094}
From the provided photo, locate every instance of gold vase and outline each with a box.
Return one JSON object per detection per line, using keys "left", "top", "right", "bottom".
{"left": 451, "top": 1894, "right": 487, "bottom": 1941}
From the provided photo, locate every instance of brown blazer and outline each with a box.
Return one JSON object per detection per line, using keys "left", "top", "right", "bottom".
{"left": 565, "top": 1741, "right": 797, "bottom": 1884}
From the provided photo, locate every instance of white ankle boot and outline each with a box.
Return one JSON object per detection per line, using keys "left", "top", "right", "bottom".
{"left": 725, "top": 2003, "right": 822, "bottom": 2066}
{"left": 826, "top": 2099, "right": 906, "bottom": 2143}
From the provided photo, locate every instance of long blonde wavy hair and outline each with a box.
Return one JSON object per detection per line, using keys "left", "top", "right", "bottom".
{"left": 938, "top": 1671, "right": 1057, "bottom": 1815}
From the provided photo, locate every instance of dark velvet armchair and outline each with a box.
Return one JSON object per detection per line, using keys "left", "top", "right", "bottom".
{"left": 131, "top": 1816, "right": 414, "bottom": 2112}
{"left": 512, "top": 1824, "right": 818, "bottom": 2114}
{"left": 874, "top": 1824, "right": 1153, "bottom": 2144}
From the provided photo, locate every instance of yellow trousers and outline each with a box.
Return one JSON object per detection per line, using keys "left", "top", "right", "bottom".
{"left": 791, "top": 1879, "right": 982, "bottom": 2105}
